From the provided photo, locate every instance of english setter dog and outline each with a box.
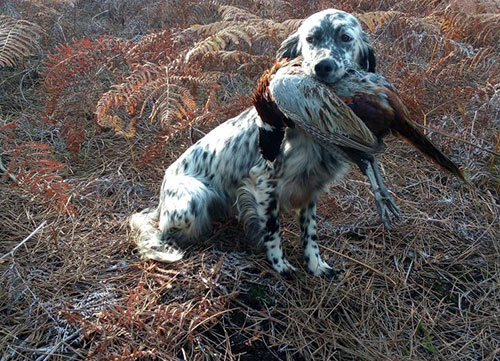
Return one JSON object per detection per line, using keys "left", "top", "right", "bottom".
{"left": 130, "top": 9, "right": 379, "bottom": 277}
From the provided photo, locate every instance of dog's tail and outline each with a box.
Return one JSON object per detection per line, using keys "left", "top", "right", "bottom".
{"left": 129, "top": 208, "right": 184, "bottom": 263}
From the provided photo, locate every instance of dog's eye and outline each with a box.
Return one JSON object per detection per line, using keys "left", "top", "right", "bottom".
{"left": 306, "top": 35, "right": 315, "bottom": 43}
{"left": 341, "top": 34, "right": 352, "bottom": 42}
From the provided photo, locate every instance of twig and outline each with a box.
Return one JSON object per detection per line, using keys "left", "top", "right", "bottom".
{"left": 11, "top": 263, "right": 58, "bottom": 324}
{"left": 34, "top": 328, "right": 81, "bottom": 361}
{"left": 283, "top": 229, "right": 397, "bottom": 287}
{"left": 324, "top": 245, "right": 397, "bottom": 287}
{"left": 0, "top": 221, "right": 47, "bottom": 260}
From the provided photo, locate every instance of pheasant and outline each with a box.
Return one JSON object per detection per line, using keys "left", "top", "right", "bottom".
{"left": 253, "top": 58, "right": 465, "bottom": 228}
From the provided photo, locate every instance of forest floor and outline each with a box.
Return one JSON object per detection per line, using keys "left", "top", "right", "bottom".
{"left": 1, "top": 1, "right": 499, "bottom": 360}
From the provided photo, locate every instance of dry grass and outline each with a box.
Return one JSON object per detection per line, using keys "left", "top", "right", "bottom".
{"left": 1, "top": 1, "right": 499, "bottom": 360}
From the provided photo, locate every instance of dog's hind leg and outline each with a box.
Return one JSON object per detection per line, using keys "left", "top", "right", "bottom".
{"left": 130, "top": 175, "right": 223, "bottom": 262}
{"left": 239, "top": 162, "right": 297, "bottom": 276}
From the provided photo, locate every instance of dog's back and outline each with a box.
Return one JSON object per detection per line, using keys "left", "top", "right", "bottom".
{"left": 167, "top": 107, "right": 262, "bottom": 203}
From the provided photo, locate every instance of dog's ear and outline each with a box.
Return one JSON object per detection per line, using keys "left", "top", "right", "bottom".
{"left": 276, "top": 33, "right": 301, "bottom": 60}
{"left": 358, "top": 33, "right": 376, "bottom": 72}
{"left": 360, "top": 45, "right": 376, "bottom": 73}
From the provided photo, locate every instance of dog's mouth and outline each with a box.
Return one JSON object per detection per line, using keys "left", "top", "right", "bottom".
{"left": 313, "top": 71, "right": 345, "bottom": 84}
{"left": 305, "top": 59, "right": 346, "bottom": 84}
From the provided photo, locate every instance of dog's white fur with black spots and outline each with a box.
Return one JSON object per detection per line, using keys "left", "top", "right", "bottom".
{"left": 130, "top": 9, "right": 377, "bottom": 277}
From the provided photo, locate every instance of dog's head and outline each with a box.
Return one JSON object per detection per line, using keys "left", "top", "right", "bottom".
{"left": 276, "top": 9, "right": 376, "bottom": 84}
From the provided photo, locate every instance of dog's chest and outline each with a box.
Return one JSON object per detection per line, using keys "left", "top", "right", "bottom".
{"left": 275, "top": 128, "right": 350, "bottom": 209}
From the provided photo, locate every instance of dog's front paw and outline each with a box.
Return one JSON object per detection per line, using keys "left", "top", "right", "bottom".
{"left": 271, "top": 257, "right": 297, "bottom": 278}
{"left": 305, "top": 255, "right": 341, "bottom": 279}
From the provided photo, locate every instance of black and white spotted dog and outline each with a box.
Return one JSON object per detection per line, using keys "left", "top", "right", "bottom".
{"left": 130, "top": 9, "right": 377, "bottom": 277}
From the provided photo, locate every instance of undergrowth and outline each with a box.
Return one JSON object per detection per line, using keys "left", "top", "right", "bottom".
{"left": 0, "top": 0, "right": 499, "bottom": 360}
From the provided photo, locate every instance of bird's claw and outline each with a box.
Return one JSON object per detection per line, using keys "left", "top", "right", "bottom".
{"left": 361, "top": 157, "right": 401, "bottom": 230}
{"left": 380, "top": 187, "right": 400, "bottom": 218}
{"left": 373, "top": 190, "right": 400, "bottom": 230}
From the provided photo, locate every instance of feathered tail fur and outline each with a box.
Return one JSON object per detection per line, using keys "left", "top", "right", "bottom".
{"left": 129, "top": 208, "right": 184, "bottom": 262}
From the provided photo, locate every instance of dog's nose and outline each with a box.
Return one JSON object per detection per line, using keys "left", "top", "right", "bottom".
{"left": 314, "top": 59, "right": 337, "bottom": 79}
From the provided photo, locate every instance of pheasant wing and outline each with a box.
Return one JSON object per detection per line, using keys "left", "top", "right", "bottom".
{"left": 268, "top": 65, "right": 381, "bottom": 153}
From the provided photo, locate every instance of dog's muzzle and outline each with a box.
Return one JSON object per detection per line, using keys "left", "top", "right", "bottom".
{"left": 313, "top": 59, "right": 343, "bottom": 84}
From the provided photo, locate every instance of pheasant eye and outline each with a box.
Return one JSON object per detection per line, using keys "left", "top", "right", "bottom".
{"left": 341, "top": 34, "right": 352, "bottom": 42}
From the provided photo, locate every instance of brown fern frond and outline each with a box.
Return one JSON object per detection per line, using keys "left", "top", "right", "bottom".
{"left": 44, "top": 36, "right": 132, "bottom": 85}
{"left": 441, "top": 0, "right": 500, "bottom": 14}
{"left": 41, "top": 35, "right": 133, "bottom": 152}
{"left": 186, "top": 17, "right": 285, "bottom": 37}
{"left": 201, "top": 51, "right": 272, "bottom": 77}
{"left": 372, "top": 12, "right": 445, "bottom": 42}
{"left": 0, "top": 15, "right": 43, "bottom": 67}
{"left": 202, "top": 50, "right": 271, "bottom": 68}
{"left": 182, "top": 5, "right": 293, "bottom": 44}
{"left": 1, "top": 123, "right": 75, "bottom": 215}
{"left": 43, "top": 30, "right": 182, "bottom": 144}
{"left": 188, "top": 2, "right": 219, "bottom": 25}
{"left": 182, "top": 21, "right": 233, "bottom": 38}
{"left": 95, "top": 63, "right": 164, "bottom": 134}
{"left": 125, "top": 29, "right": 176, "bottom": 65}
{"left": 168, "top": 73, "right": 220, "bottom": 88}
{"left": 185, "top": 27, "right": 254, "bottom": 61}
{"left": 440, "top": 10, "right": 500, "bottom": 47}
{"left": 180, "top": 20, "right": 250, "bottom": 45}
{"left": 97, "top": 114, "right": 138, "bottom": 138}
{"left": 280, "top": 19, "right": 303, "bottom": 33}
{"left": 433, "top": 46, "right": 499, "bottom": 82}
{"left": 149, "top": 84, "right": 197, "bottom": 125}
{"left": 97, "top": 60, "right": 219, "bottom": 138}
{"left": 144, "top": 73, "right": 220, "bottom": 125}
{"left": 218, "top": 5, "right": 264, "bottom": 22}
{"left": 356, "top": 11, "right": 402, "bottom": 32}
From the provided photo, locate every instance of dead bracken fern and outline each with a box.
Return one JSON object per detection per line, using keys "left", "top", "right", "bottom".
{"left": 42, "top": 28, "right": 224, "bottom": 151}
{"left": 440, "top": 10, "right": 500, "bottom": 47}
{"left": 41, "top": 4, "right": 298, "bottom": 156}
{"left": 96, "top": 61, "right": 219, "bottom": 138}
{"left": 0, "top": 122, "right": 75, "bottom": 215}
{"left": 67, "top": 278, "right": 236, "bottom": 359}
{"left": 185, "top": 27, "right": 254, "bottom": 61}
{"left": 356, "top": 10, "right": 402, "bottom": 32}
{"left": 2, "top": 2, "right": 499, "bottom": 360}
{"left": 0, "top": 15, "right": 42, "bottom": 67}
{"left": 42, "top": 36, "right": 133, "bottom": 152}
{"left": 182, "top": 6, "right": 295, "bottom": 61}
